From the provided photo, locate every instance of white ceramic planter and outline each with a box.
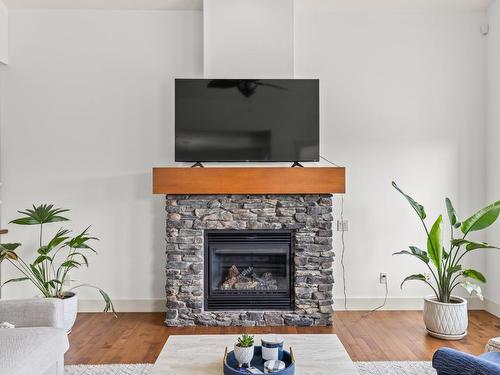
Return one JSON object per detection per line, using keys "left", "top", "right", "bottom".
{"left": 62, "top": 291, "right": 78, "bottom": 333}
{"left": 423, "top": 295, "right": 468, "bottom": 340}
{"left": 233, "top": 344, "right": 254, "bottom": 367}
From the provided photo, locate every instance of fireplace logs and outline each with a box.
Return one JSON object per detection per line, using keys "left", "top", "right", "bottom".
{"left": 220, "top": 265, "right": 278, "bottom": 291}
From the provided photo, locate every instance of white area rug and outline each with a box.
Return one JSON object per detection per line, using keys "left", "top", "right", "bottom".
{"left": 356, "top": 361, "right": 435, "bottom": 374}
{"left": 65, "top": 364, "right": 152, "bottom": 375}
{"left": 65, "top": 362, "right": 436, "bottom": 374}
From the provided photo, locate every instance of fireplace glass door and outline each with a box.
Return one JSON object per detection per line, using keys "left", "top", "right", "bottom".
{"left": 205, "top": 230, "right": 293, "bottom": 311}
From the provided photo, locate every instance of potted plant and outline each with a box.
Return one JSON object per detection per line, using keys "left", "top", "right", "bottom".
{"left": 392, "top": 182, "right": 500, "bottom": 340}
{"left": 0, "top": 204, "right": 115, "bottom": 333}
{"left": 234, "top": 334, "right": 255, "bottom": 368}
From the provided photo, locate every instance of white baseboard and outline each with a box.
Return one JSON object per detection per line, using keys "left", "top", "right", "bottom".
{"left": 77, "top": 297, "right": 495, "bottom": 314}
{"left": 78, "top": 299, "right": 165, "bottom": 312}
{"left": 333, "top": 296, "right": 485, "bottom": 311}
{"left": 485, "top": 298, "right": 500, "bottom": 317}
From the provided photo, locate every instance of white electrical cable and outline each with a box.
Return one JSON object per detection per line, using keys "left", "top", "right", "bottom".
{"left": 319, "top": 155, "right": 388, "bottom": 314}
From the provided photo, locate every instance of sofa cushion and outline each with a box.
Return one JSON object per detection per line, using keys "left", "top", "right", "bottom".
{"left": 0, "top": 327, "right": 69, "bottom": 375}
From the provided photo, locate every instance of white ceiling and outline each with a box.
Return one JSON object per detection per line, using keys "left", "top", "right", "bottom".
{"left": 2, "top": 0, "right": 492, "bottom": 11}
{"left": 3, "top": 0, "right": 203, "bottom": 10}
{"left": 296, "top": 0, "right": 492, "bottom": 12}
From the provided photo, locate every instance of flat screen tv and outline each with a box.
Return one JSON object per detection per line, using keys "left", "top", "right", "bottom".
{"left": 175, "top": 79, "right": 319, "bottom": 162}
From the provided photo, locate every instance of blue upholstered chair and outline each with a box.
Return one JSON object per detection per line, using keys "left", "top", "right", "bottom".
{"left": 433, "top": 347, "right": 500, "bottom": 375}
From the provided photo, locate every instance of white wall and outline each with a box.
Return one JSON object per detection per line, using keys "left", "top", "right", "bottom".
{"left": 0, "top": 0, "right": 7, "bottom": 64}
{"left": 203, "top": 0, "right": 294, "bottom": 78}
{"left": 295, "top": 9, "right": 487, "bottom": 308}
{"left": 0, "top": 6, "right": 491, "bottom": 312}
{"left": 486, "top": 0, "right": 500, "bottom": 316}
{"left": 0, "top": 10, "right": 203, "bottom": 310}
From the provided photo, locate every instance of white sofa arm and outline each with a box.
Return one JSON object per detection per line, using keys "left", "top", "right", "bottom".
{"left": 0, "top": 298, "right": 64, "bottom": 329}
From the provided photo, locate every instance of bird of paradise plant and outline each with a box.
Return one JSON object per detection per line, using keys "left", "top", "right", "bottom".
{"left": 392, "top": 182, "right": 500, "bottom": 303}
{"left": 0, "top": 204, "right": 115, "bottom": 315}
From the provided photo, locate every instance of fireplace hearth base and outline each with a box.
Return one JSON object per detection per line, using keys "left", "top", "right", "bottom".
{"left": 165, "top": 194, "right": 334, "bottom": 327}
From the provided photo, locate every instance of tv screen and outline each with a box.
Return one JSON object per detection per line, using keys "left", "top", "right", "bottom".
{"left": 175, "top": 79, "right": 319, "bottom": 162}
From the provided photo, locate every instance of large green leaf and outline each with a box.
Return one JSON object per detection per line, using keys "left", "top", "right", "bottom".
{"left": 427, "top": 215, "right": 443, "bottom": 269}
{"left": 10, "top": 204, "right": 69, "bottom": 226}
{"left": 451, "top": 239, "right": 500, "bottom": 251}
{"left": 460, "top": 280, "right": 483, "bottom": 300}
{"left": 447, "top": 265, "right": 462, "bottom": 274}
{"left": 393, "top": 246, "right": 430, "bottom": 264}
{"left": 462, "top": 269, "right": 486, "bottom": 283}
{"left": 392, "top": 182, "right": 426, "bottom": 220}
{"left": 445, "top": 198, "right": 458, "bottom": 226}
{"left": 461, "top": 201, "right": 500, "bottom": 234}
{"left": 400, "top": 274, "right": 427, "bottom": 289}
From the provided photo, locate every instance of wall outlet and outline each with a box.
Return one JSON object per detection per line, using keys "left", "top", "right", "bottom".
{"left": 423, "top": 272, "right": 431, "bottom": 281}
{"left": 336, "top": 219, "right": 349, "bottom": 232}
{"left": 379, "top": 273, "right": 388, "bottom": 284}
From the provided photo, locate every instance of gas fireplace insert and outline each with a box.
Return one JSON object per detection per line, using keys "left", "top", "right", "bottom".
{"left": 204, "top": 230, "right": 293, "bottom": 311}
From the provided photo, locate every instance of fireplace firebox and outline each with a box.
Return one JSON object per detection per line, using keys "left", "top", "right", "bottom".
{"left": 204, "top": 230, "right": 293, "bottom": 311}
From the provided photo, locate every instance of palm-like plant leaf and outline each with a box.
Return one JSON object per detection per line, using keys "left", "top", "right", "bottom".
{"left": 1, "top": 277, "right": 30, "bottom": 287}
{"left": 2, "top": 204, "right": 110, "bottom": 315}
{"left": 10, "top": 204, "right": 69, "bottom": 225}
{"left": 69, "top": 283, "right": 116, "bottom": 317}
{"left": 66, "top": 227, "right": 98, "bottom": 252}
{"left": 0, "top": 244, "right": 20, "bottom": 261}
{"left": 0, "top": 243, "right": 22, "bottom": 251}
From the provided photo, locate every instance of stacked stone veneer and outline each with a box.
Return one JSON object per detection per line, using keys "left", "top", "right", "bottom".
{"left": 165, "top": 194, "right": 334, "bottom": 327}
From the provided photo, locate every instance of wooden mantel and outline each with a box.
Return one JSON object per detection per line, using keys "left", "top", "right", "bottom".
{"left": 152, "top": 167, "right": 345, "bottom": 195}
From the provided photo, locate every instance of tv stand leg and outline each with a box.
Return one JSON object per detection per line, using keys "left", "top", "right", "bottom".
{"left": 291, "top": 162, "right": 304, "bottom": 168}
{"left": 191, "top": 162, "right": 204, "bottom": 168}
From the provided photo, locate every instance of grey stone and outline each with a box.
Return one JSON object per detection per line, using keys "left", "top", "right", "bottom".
{"left": 295, "top": 213, "right": 308, "bottom": 222}
{"left": 264, "top": 314, "right": 285, "bottom": 326}
{"left": 168, "top": 213, "right": 181, "bottom": 221}
{"left": 190, "top": 263, "right": 203, "bottom": 274}
{"left": 319, "top": 304, "right": 333, "bottom": 313}
{"left": 179, "top": 229, "right": 203, "bottom": 237}
{"left": 319, "top": 198, "right": 332, "bottom": 206}
{"left": 166, "top": 309, "right": 178, "bottom": 319}
{"left": 276, "top": 207, "right": 295, "bottom": 217}
{"left": 164, "top": 194, "right": 334, "bottom": 327}
{"left": 307, "top": 206, "right": 332, "bottom": 216}
{"left": 208, "top": 200, "right": 221, "bottom": 209}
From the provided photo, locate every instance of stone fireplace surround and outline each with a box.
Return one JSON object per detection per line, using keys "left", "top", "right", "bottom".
{"left": 165, "top": 194, "right": 334, "bottom": 327}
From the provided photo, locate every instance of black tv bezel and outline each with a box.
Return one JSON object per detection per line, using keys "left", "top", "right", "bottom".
{"left": 174, "top": 78, "right": 320, "bottom": 163}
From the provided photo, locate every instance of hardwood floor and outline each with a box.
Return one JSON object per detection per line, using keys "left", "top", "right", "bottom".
{"left": 65, "top": 310, "right": 500, "bottom": 365}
